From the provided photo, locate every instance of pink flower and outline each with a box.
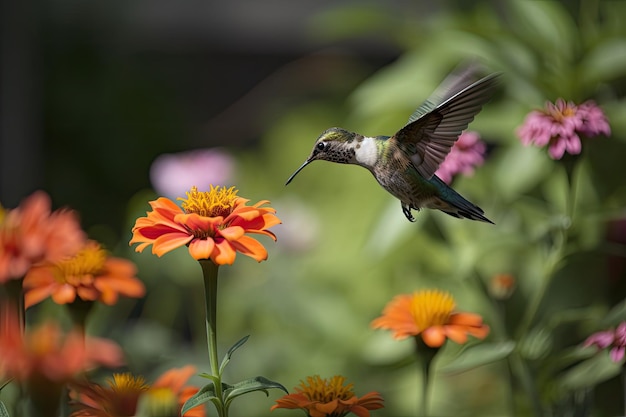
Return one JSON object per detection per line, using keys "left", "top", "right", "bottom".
{"left": 583, "top": 322, "right": 626, "bottom": 363}
{"left": 435, "top": 131, "right": 486, "bottom": 184}
{"left": 517, "top": 99, "right": 610, "bottom": 160}
{"left": 150, "top": 148, "right": 235, "bottom": 199}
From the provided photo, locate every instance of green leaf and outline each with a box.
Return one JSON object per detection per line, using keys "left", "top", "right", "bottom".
{"left": 219, "top": 335, "right": 250, "bottom": 375}
{"left": 198, "top": 373, "right": 220, "bottom": 388}
{"left": 510, "top": 0, "right": 576, "bottom": 59}
{"left": 601, "top": 298, "right": 626, "bottom": 327}
{"left": 180, "top": 381, "right": 227, "bottom": 415}
{"left": 519, "top": 327, "right": 553, "bottom": 360}
{"left": 581, "top": 38, "right": 626, "bottom": 85}
{"left": 494, "top": 144, "right": 553, "bottom": 201}
{"left": 441, "top": 341, "right": 516, "bottom": 374}
{"left": 559, "top": 352, "right": 622, "bottom": 390}
{"left": 0, "top": 379, "right": 13, "bottom": 392}
{"left": 0, "top": 401, "right": 8, "bottom": 417}
{"left": 224, "top": 376, "right": 288, "bottom": 407}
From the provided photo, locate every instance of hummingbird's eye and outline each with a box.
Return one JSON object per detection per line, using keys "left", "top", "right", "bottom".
{"left": 316, "top": 142, "right": 326, "bottom": 151}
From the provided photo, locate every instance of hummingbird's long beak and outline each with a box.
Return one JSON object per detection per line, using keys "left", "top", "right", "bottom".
{"left": 285, "top": 160, "right": 312, "bottom": 185}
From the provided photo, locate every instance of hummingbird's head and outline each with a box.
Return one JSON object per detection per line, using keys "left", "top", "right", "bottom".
{"left": 286, "top": 127, "right": 358, "bottom": 185}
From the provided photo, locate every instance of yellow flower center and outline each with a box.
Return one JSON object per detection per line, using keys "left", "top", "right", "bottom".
{"left": 108, "top": 373, "right": 150, "bottom": 394}
{"left": 548, "top": 103, "right": 577, "bottom": 122}
{"left": 410, "top": 290, "right": 456, "bottom": 330}
{"left": 179, "top": 185, "right": 238, "bottom": 218}
{"left": 56, "top": 241, "right": 107, "bottom": 285}
{"left": 139, "top": 387, "right": 178, "bottom": 416}
{"left": 0, "top": 204, "right": 5, "bottom": 224}
{"left": 297, "top": 375, "right": 355, "bottom": 402}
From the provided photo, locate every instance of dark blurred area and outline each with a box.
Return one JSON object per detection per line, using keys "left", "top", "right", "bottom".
{"left": 0, "top": 0, "right": 427, "bottom": 233}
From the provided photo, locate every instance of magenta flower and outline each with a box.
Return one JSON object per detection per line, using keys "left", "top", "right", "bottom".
{"left": 149, "top": 148, "right": 235, "bottom": 199}
{"left": 435, "top": 131, "right": 486, "bottom": 184}
{"left": 583, "top": 322, "right": 626, "bottom": 363}
{"left": 517, "top": 99, "right": 610, "bottom": 160}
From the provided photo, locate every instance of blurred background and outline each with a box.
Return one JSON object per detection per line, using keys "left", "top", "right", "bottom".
{"left": 2, "top": 0, "right": 626, "bottom": 415}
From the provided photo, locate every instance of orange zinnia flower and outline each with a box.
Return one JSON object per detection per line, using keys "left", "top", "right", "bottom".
{"left": 23, "top": 240, "right": 145, "bottom": 308}
{"left": 371, "top": 289, "right": 490, "bottom": 348}
{"left": 0, "top": 191, "right": 85, "bottom": 283}
{"left": 70, "top": 366, "right": 205, "bottom": 417}
{"left": 271, "top": 375, "right": 384, "bottom": 417}
{"left": 0, "top": 305, "right": 124, "bottom": 383}
{"left": 129, "top": 185, "right": 281, "bottom": 265}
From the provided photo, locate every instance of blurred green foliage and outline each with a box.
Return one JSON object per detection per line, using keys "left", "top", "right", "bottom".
{"left": 6, "top": 0, "right": 626, "bottom": 416}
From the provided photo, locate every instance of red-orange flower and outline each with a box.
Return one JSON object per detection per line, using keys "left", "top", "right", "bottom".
{"left": 0, "top": 305, "right": 124, "bottom": 383}
{"left": 70, "top": 366, "right": 205, "bottom": 417}
{"left": 129, "top": 185, "right": 281, "bottom": 265}
{"left": 371, "top": 289, "right": 490, "bottom": 348}
{"left": 0, "top": 191, "right": 85, "bottom": 283}
{"left": 271, "top": 375, "right": 384, "bottom": 417}
{"left": 23, "top": 240, "right": 145, "bottom": 308}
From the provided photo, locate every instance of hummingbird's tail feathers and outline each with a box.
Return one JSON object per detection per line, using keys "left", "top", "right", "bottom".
{"left": 440, "top": 207, "right": 494, "bottom": 224}
{"left": 430, "top": 175, "right": 494, "bottom": 224}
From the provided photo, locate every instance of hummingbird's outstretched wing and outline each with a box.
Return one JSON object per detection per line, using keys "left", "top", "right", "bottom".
{"left": 391, "top": 69, "right": 500, "bottom": 180}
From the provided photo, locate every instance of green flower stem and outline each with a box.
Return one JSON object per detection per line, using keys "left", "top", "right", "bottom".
{"left": 3, "top": 278, "right": 25, "bottom": 332}
{"left": 519, "top": 160, "right": 578, "bottom": 335}
{"left": 200, "top": 259, "right": 225, "bottom": 417}
{"left": 510, "top": 352, "right": 543, "bottom": 417}
{"left": 66, "top": 298, "right": 94, "bottom": 334}
{"left": 622, "top": 366, "right": 626, "bottom": 417}
{"left": 414, "top": 337, "right": 439, "bottom": 417}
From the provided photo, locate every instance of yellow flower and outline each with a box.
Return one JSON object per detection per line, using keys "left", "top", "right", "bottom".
{"left": 130, "top": 185, "right": 281, "bottom": 265}
{"left": 271, "top": 375, "right": 384, "bottom": 417}
{"left": 371, "top": 289, "right": 490, "bottom": 348}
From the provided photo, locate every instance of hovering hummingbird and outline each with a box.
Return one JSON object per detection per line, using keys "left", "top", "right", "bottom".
{"left": 285, "top": 66, "right": 500, "bottom": 223}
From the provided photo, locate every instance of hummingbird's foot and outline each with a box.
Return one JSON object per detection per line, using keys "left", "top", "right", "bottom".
{"left": 402, "top": 204, "right": 416, "bottom": 222}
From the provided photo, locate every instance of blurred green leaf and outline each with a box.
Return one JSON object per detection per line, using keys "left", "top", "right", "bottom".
{"left": 219, "top": 335, "right": 250, "bottom": 375}
{"left": 181, "top": 382, "right": 223, "bottom": 415}
{"left": 519, "top": 327, "right": 553, "bottom": 360}
{"left": 309, "top": 5, "right": 394, "bottom": 42}
{"left": 0, "top": 402, "right": 7, "bottom": 417}
{"left": 509, "top": 0, "right": 576, "bottom": 60}
{"left": 559, "top": 352, "right": 622, "bottom": 391}
{"left": 224, "top": 376, "right": 288, "bottom": 407}
{"left": 581, "top": 38, "right": 626, "bottom": 85}
{"left": 601, "top": 298, "right": 626, "bottom": 327}
{"left": 542, "top": 163, "right": 569, "bottom": 216}
{"left": 441, "top": 341, "right": 515, "bottom": 374}
{"left": 494, "top": 144, "right": 553, "bottom": 201}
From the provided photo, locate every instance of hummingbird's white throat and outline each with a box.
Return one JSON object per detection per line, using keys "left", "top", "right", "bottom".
{"left": 354, "top": 136, "right": 378, "bottom": 167}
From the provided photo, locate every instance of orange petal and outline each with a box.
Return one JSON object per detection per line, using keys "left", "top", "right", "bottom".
{"left": 422, "top": 326, "right": 446, "bottom": 347}
{"left": 24, "top": 285, "right": 56, "bottom": 308}
{"left": 229, "top": 235, "right": 268, "bottom": 262}
{"left": 444, "top": 325, "right": 471, "bottom": 344}
{"left": 176, "top": 212, "right": 223, "bottom": 230}
{"left": 188, "top": 238, "right": 216, "bottom": 261}
{"left": 467, "top": 324, "right": 490, "bottom": 339}
{"left": 151, "top": 232, "right": 193, "bottom": 256}
{"left": 218, "top": 226, "right": 245, "bottom": 241}
{"left": 153, "top": 365, "right": 196, "bottom": 393}
{"left": 449, "top": 312, "right": 484, "bottom": 327}
{"left": 212, "top": 240, "right": 236, "bottom": 265}
{"left": 22, "top": 266, "right": 56, "bottom": 288}
{"left": 315, "top": 399, "right": 339, "bottom": 415}
{"left": 50, "top": 284, "right": 77, "bottom": 304}
{"left": 95, "top": 276, "right": 145, "bottom": 299}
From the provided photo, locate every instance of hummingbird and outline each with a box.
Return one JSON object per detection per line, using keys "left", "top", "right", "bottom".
{"left": 285, "top": 66, "right": 500, "bottom": 223}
